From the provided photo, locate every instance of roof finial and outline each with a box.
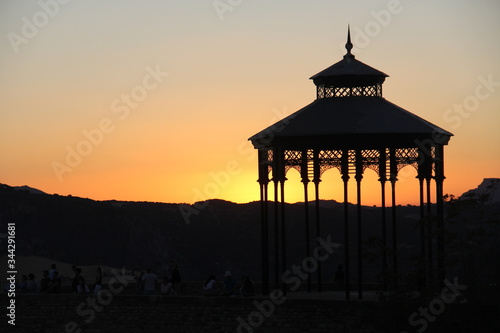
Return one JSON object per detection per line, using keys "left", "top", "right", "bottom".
{"left": 344, "top": 24, "right": 355, "bottom": 60}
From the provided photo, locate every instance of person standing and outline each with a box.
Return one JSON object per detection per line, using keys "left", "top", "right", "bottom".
{"left": 93, "top": 266, "right": 103, "bottom": 295}
{"left": 48, "top": 264, "right": 58, "bottom": 280}
{"left": 26, "top": 273, "right": 39, "bottom": 294}
{"left": 72, "top": 266, "right": 83, "bottom": 293}
{"left": 48, "top": 271, "right": 61, "bottom": 293}
{"left": 169, "top": 260, "right": 182, "bottom": 295}
{"left": 142, "top": 268, "right": 157, "bottom": 295}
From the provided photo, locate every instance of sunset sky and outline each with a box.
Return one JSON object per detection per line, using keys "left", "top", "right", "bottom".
{"left": 1, "top": 0, "right": 499, "bottom": 206}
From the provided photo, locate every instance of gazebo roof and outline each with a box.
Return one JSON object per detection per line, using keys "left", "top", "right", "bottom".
{"left": 310, "top": 54, "right": 389, "bottom": 84}
{"left": 310, "top": 57, "right": 388, "bottom": 83}
{"left": 249, "top": 96, "right": 453, "bottom": 149}
{"left": 249, "top": 28, "right": 453, "bottom": 150}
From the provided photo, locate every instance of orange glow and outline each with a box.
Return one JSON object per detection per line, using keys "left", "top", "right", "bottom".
{"left": 1, "top": 1, "right": 499, "bottom": 205}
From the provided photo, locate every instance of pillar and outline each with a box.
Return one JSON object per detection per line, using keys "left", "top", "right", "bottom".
{"left": 313, "top": 149, "right": 322, "bottom": 292}
{"left": 258, "top": 149, "right": 270, "bottom": 295}
{"left": 389, "top": 148, "right": 398, "bottom": 290}
{"left": 274, "top": 148, "right": 287, "bottom": 295}
{"left": 379, "top": 148, "right": 388, "bottom": 291}
{"left": 280, "top": 178, "right": 287, "bottom": 295}
{"left": 273, "top": 177, "right": 280, "bottom": 289}
{"left": 418, "top": 147, "right": 432, "bottom": 289}
{"left": 301, "top": 149, "right": 312, "bottom": 293}
{"left": 426, "top": 173, "right": 433, "bottom": 287}
{"left": 435, "top": 145, "right": 446, "bottom": 286}
{"left": 355, "top": 150, "right": 363, "bottom": 300}
{"left": 341, "top": 149, "right": 350, "bottom": 300}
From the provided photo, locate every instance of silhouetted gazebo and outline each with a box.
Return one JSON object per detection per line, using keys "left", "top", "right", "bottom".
{"left": 249, "top": 29, "right": 453, "bottom": 300}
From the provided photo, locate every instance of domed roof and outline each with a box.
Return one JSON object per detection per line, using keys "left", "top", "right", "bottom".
{"left": 310, "top": 27, "right": 388, "bottom": 87}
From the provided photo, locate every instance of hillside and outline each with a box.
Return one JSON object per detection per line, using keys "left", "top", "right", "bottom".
{"left": 459, "top": 178, "right": 500, "bottom": 203}
{"left": 1, "top": 181, "right": 498, "bottom": 286}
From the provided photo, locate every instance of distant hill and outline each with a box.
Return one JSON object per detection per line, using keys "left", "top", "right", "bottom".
{"left": 459, "top": 178, "right": 500, "bottom": 204}
{"left": 0, "top": 181, "right": 498, "bottom": 286}
{"left": 13, "top": 185, "right": 47, "bottom": 195}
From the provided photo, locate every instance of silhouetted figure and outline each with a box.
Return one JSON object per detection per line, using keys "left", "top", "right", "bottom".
{"left": 169, "top": 260, "right": 181, "bottom": 294}
{"left": 26, "top": 273, "right": 38, "bottom": 294}
{"left": 240, "top": 275, "right": 255, "bottom": 297}
{"left": 160, "top": 276, "right": 176, "bottom": 295}
{"left": 135, "top": 270, "right": 145, "bottom": 294}
{"left": 76, "top": 277, "right": 90, "bottom": 294}
{"left": 334, "top": 264, "right": 345, "bottom": 287}
{"left": 18, "top": 275, "right": 28, "bottom": 293}
{"left": 94, "top": 266, "right": 103, "bottom": 295}
{"left": 142, "top": 268, "right": 157, "bottom": 295}
{"left": 48, "top": 264, "right": 58, "bottom": 280}
{"left": 40, "top": 270, "right": 50, "bottom": 293}
{"left": 48, "top": 271, "right": 61, "bottom": 293}
{"left": 221, "top": 271, "right": 237, "bottom": 297}
{"left": 202, "top": 275, "right": 219, "bottom": 297}
{"left": 72, "top": 266, "right": 83, "bottom": 293}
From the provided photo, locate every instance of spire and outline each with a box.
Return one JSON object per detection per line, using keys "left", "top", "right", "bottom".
{"left": 344, "top": 25, "right": 355, "bottom": 61}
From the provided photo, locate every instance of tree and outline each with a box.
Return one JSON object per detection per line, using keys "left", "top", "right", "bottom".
{"left": 444, "top": 190, "right": 500, "bottom": 296}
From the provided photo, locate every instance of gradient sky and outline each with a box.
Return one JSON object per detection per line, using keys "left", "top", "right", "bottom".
{"left": 1, "top": 0, "right": 499, "bottom": 206}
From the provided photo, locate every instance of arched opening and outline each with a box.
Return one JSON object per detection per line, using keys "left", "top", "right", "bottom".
{"left": 396, "top": 165, "right": 423, "bottom": 206}
{"left": 319, "top": 167, "right": 343, "bottom": 204}
{"left": 283, "top": 168, "right": 303, "bottom": 203}
{"left": 360, "top": 168, "right": 381, "bottom": 207}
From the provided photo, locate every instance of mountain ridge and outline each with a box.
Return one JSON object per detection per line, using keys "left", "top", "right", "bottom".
{"left": 1, "top": 180, "right": 498, "bottom": 283}
{"left": 6, "top": 178, "right": 499, "bottom": 206}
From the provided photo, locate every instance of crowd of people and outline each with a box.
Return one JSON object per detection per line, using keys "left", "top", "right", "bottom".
{"left": 202, "top": 271, "right": 255, "bottom": 297}
{"left": 133, "top": 260, "right": 182, "bottom": 295}
{"left": 16, "top": 264, "right": 62, "bottom": 294}
{"left": 14, "top": 263, "right": 104, "bottom": 295}
{"left": 9, "top": 260, "right": 257, "bottom": 298}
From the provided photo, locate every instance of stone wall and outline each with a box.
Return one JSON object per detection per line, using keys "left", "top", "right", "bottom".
{"left": 1, "top": 293, "right": 498, "bottom": 333}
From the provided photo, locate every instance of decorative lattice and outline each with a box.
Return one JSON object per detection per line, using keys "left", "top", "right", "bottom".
{"left": 317, "top": 88, "right": 324, "bottom": 99}
{"left": 261, "top": 149, "right": 272, "bottom": 177}
{"left": 362, "top": 149, "right": 381, "bottom": 174}
{"left": 348, "top": 150, "right": 356, "bottom": 163}
{"left": 352, "top": 87, "right": 363, "bottom": 96}
{"left": 271, "top": 147, "right": 429, "bottom": 180}
{"left": 325, "top": 87, "right": 334, "bottom": 98}
{"left": 316, "top": 84, "right": 383, "bottom": 99}
{"left": 318, "top": 150, "right": 342, "bottom": 176}
{"left": 396, "top": 148, "right": 419, "bottom": 172}
{"left": 337, "top": 87, "right": 351, "bottom": 97}
{"left": 284, "top": 150, "right": 301, "bottom": 166}
{"left": 283, "top": 150, "right": 302, "bottom": 175}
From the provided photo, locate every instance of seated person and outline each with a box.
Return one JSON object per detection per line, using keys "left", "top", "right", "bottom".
{"left": 160, "top": 277, "right": 177, "bottom": 295}
{"left": 76, "top": 277, "right": 90, "bottom": 294}
{"left": 221, "top": 271, "right": 237, "bottom": 297}
{"left": 202, "top": 275, "right": 219, "bottom": 297}
{"left": 240, "top": 276, "right": 255, "bottom": 297}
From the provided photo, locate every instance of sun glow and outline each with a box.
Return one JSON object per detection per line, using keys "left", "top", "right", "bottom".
{"left": 1, "top": 1, "right": 499, "bottom": 205}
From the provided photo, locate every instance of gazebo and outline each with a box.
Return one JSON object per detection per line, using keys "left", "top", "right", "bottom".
{"left": 249, "top": 29, "right": 453, "bottom": 300}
